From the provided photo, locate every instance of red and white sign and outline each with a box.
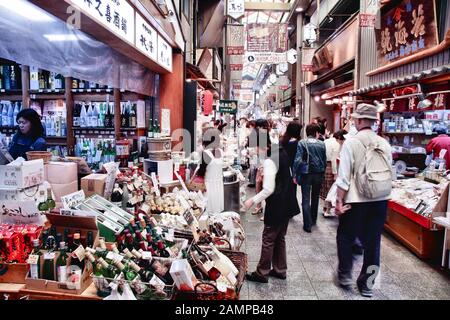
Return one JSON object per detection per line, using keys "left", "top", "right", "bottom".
{"left": 360, "top": 14, "right": 376, "bottom": 27}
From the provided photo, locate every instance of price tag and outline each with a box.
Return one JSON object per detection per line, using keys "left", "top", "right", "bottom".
{"left": 174, "top": 171, "right": 189, "bottom": 193}
{"left": 44, "top": 252, "right": 56, "bottom": 260}
{"left": 141, "top": 251, "right": 152, "bottom": 260}
{"left": 72, "top": 245, "right": 86, "bottom": 261}
{"left": 87, "top": 89, "right": 92, "bottom": 93}
{"left": 27, "top": 254, "right": 39, "bottom": 265}
{"left": 151, "top": 173, "right": 161, "bottom": 197}
{"left": 150, "top": 274, "right": 165, "bottom": 291}
{"left": 96, "top": 89, "right": 101, "bottom": 93}
{"left": 155, "top": 226, "right": 163, "bottom": 235}
{"left": 55, "top": 89, "right": 60, "bottom": 93}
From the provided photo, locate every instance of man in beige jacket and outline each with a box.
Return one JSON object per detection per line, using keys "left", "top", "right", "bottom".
{"left": 335, "top": 103, "right": 392, "bottom": 298}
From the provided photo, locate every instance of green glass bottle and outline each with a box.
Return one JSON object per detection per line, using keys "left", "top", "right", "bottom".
{"left": 46, "top": 188, "right": 56, "bottom": 211}
{"left": 56, "top": 242, "right": 68, "bottom": 283}
{"left": 29, "top": 239, "right": 42, "bottom": 279}
{"left": 114, "top": 260, "right": 138, "bottom": 281}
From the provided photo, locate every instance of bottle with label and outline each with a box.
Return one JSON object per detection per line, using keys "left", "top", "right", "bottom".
{"left": 111, "top": 183, "right": 123, "bottom": 208}
{"left": 139, "top": 140, "right": 148, "bottom": 163}
{"left": 38, "top": 71, "right": 46, "bottom": 90}
{"left": 70, "top": 233, "right": 85, "bottom": 271}
{"left": 29, "top": 239, "right": 42, "bottom": 279}
{"left": 129, "top": 102, "right": 136, "bottom": 128}
{"left": 56, "top": 242, "right": 68, "bottom": 283}
{"left": 80, "top": 103, "right": 87, "bottom": 127}
{"left": 10, "top": 66, "right": 17, "bottom": 90}
{"left": 7, "top": 102, "right": 14, "bottom": 127}
{"left": 152, "top": 120, "right": 159, "bottom": 138}
{"left": 87, "top": 231, "right": 94, "bottom": 248}
{"left": 87, "top": 103, "right": 94, "bottom": 127}
{"left": 46, "top": 188, "right": 56, "bottom": 211}
{"left": 148, "top": 116, "right": 154, "bottom": 138}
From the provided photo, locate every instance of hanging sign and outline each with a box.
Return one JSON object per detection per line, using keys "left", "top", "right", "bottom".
{"left": 226, "top": 24, "right": 245, "bottom": 55}
{"left": 230, "top": 64, "right": 243, "bottom": 71}
{"left": 287, "top": 48, "right": 297, "bottom": 65}
{"left": 69, "top": 0, "right": 135, "bottom": 45}
{"left": 375, "top": 0, "right": 438, "bottom": 67}
{"left": 227, "top": 0, "right": 245, "bottom": 20}
{"left": 246, "top": 23, "right": 288, "bottom": 52}
{"left": 135, "top": 13, "right": 158, "bottom": 62}
{"left": 360, "top": 14, "right": 377, "bottom": 27}
{"left": 246, "top": 52, "right": 287, "bottom": 64}
{"left": 158, "top": 34, "right": 173, "bottom": 72}
{"left": 219, "top": 100, "right": 238, "bottom": 114}
{"left": 161, "top": 109, "right": 171, "bottom": 136}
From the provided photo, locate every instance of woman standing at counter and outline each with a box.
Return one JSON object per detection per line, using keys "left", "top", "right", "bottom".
{"left": 8, "top": 108, "right": 47, "bottom": 160}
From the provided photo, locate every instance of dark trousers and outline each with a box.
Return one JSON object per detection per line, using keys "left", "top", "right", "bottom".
{"left": 336, "top": 201, "right": 388, "bottom": 287}
{"left": 300, "top": 173, "right": 324, "bottom": 229}
{"left": 256, "top": 221, "right": 289, "bottom": 278}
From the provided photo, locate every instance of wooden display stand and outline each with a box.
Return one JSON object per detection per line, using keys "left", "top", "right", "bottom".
{"left": 384, "top": 184, "right": 448, "bottom": 259}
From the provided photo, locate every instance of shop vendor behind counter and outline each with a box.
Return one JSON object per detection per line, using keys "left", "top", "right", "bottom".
{"left": 8, "top": 109, "right": 47, "bottom": 160}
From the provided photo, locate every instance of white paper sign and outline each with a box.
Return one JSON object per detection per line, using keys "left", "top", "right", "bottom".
{"left": 157, "top": 34, "right": 173, "bottom": 72}
{"left": 151, "top": 172, "right": 161, "bottom": 197}
{"left": 60, "top": 209, "right": 96, "bottom": 218}
{"left": 0, "top": 200, "right": 45, "bottom": 225}
{"left": 161, "top": 108, "right": 171, "bottom": 137}
{"left": 227, "top": 0, "right": 245, "bottom": 20}
{"left": 70, "top": 0, "right": 135, "bottom": 45}
{"left": 137, "top": 100, "right": 146, "bottom": 128}
{"left": 174, "top": 171, "right": 189, "bottom": 194}
{"left": 135, "top": 13, "right": 158, "bottom": 62}
{"left": 61, "top": 190, "right": 86, "bottom": 209}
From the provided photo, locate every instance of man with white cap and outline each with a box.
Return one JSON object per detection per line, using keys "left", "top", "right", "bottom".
{"left": 334, "top": 103, "right": 392, "bottom": 297}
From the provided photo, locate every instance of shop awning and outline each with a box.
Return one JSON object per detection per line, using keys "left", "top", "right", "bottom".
{"left": 186, "top": 63, "right": 218, "bottom": 92}
{"left": 353, "top": 65, "right": 450, "bottom": 96}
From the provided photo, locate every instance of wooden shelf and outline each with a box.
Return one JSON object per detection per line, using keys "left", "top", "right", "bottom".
{"left": 0, "top": 89, "right": 22, "bottom": 94}
{"left": 71, "top": 88, "right": 112, "bottom": 94}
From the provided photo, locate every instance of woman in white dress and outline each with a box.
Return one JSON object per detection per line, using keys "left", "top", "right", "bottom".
{"left": 196, "top": 128, "right": 224, "bottom": 214}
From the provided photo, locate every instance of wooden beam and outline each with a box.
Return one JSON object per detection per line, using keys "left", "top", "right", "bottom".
{"left": 244, "top": 2, "right": 292, "bottom": 12}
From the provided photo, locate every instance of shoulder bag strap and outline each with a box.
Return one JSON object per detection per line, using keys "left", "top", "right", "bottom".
{"left": 301, "top": 140, "right": 310, "bottom": 164}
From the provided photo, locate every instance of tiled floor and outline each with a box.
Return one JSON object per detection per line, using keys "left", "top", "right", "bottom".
{"left": 239, "top": 187, "right": 450, "bottom": 300}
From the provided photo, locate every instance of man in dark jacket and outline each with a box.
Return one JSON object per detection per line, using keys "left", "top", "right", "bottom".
{"left": 294, "top": 123, "right": 327, "bottom": 233}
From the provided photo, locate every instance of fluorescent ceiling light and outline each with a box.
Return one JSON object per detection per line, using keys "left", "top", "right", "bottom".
{"left": 43, "top": 34, "right": 89, "bottom": 42}
{"left": 0, "top": 0, "right": 55, "bottom": 22}
{"left": 296, "top": 7, "right": 304, "bottom": 12}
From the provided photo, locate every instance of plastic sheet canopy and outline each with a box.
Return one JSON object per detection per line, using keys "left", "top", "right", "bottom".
{"left": 0, "top": 0, "right": 158, "bottom": 97}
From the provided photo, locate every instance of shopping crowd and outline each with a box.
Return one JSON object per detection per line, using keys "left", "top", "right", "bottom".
{"left": 196, "top": 103, "right": 393, "bottom": 298}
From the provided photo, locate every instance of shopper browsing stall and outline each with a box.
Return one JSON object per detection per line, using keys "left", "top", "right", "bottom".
{"left": 322, "top": 130, "right": 347, "bottom": 216}
{"left": 425, "top": 126, "right": 450, "bottom": 169}
{"left": 244, "top": 129, "right": 300, "bottom": 283}
{"left": 8, "top": 108, "right": 47, "bottom": 160}
{"left": 293, "top": 123, "right": 327, "bottom": 233}
{"left": 335, "top": 103, "right": 392, "bottom": 297}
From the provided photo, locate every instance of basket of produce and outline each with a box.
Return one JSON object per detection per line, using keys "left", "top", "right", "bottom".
{"left": 172, "top": 243, "right": 247, "bottom": 300}
{"left": 26, "top": 151, "right": 52, "bottom": 164}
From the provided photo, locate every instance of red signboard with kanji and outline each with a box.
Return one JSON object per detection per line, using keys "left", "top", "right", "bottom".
{"left": 375, "top": 0, "right": 438, "bottom": 67}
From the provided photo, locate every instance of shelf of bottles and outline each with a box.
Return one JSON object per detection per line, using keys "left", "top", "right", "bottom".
{"left": 75, "top": 137, "right": 117, "bottom": 172}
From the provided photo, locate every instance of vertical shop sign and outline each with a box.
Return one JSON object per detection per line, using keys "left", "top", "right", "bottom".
{"left": 227, "top": 24, "right": 245, "bottom": 55}
{"left": 302, "top": 48, "right": 316, "bottom": 71}
{"left": 227, "top": 0, "right": 245, "bottom": 20}
{"left": 135, "top": 13, "right": 158, "bottom": 63}
{"left": 158, "top": 34, "right": 173, "bottom": 72}
{"left": 375, "top": 0, "right": 438, "bottom": 67}
{"left": 161, "top": 109, "right": 171, "bottom": 136}
{"left": 69, "top": 0, "right": 135, "bottom": 44}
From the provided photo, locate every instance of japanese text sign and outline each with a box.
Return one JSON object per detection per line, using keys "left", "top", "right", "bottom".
{"left": 375, "top": 0, "right": 438, "bottom": 67}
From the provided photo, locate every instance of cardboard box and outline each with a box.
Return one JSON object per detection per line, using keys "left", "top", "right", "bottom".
{"left": 45, "top": 162, "right": 77, "bottom": 185}
{"left": 0, "top": 159, "right": 44, "bottom": 189}
{"left": 81, "top": 174, "right": 107, "bottom": 197}
{"left": 24, "top": 213, "right": 99, "bottom": 295}
{"left": 0, "top": 182, "right": 50, "bottom": 202}
{"left": 50, "top": 181, "right": 78, "bottom": 202}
